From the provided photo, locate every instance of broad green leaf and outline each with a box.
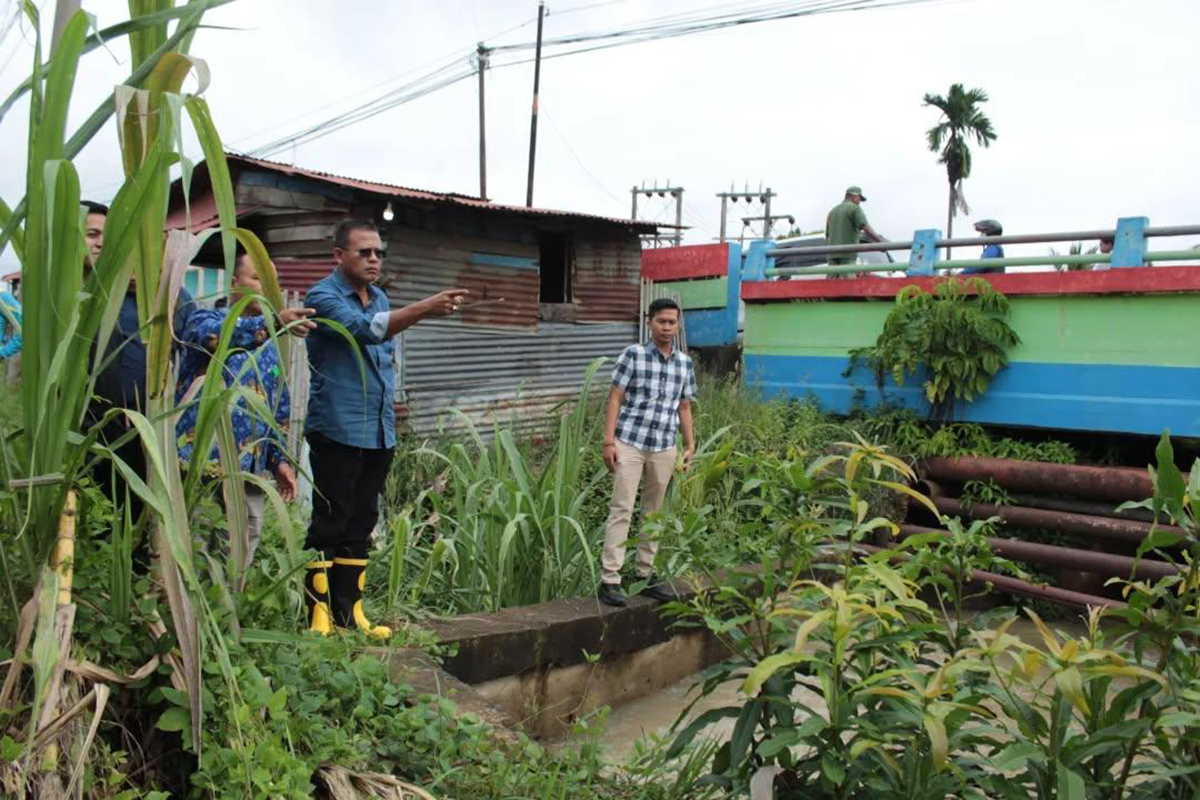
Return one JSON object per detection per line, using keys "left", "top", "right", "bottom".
{"left": 1151, "top": 430, "right": 1185, "bottom": 522}
{"left": 1136, "top": 527, "right": 1184, "bottom": 558}
{"left": 1056, "top": 764, "right": 1085, "bottom": 800}
{"left": 744, "top": 652, "right": 809, "bottom": 697}
{"left": 820, "top": 752, "right": 846, "bottom": 786}
{"left": 923, "top": 712, "right": 949, "bottom": 771}
{"left": 1054, "top": 666, "right": 1089, "bottom": 716}
{"left": 991, "top": 742, "right": 1042, "bottom": 772}
{"left": 156, "top": 706, "right": 189, "bottom": 732}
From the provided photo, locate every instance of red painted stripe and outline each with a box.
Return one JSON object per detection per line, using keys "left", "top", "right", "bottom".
{"left": 741, "top": 266, "right": 1200, "bottom": 301}
{"left": 641, "top": 243, "right": 729, "bottom": 281}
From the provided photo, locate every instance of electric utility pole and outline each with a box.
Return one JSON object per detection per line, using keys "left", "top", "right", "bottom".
{"left": 631, "top": 182, "right": 684, "bottom": 247}
{"left": 476, "top": 43, "right": 489, "bottom": 199}
{"left": 525, "top": 1, "right": 546, "bottom": 207}
{"left": 717, "top": 185, "right": 776, "bottom": 242}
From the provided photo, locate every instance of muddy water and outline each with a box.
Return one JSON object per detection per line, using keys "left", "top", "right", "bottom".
{"left": 597, "top": 614, "right": 1093, "bottom": 765}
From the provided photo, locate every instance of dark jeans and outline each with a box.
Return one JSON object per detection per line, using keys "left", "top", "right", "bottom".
{"left": 87, "top": 412, "right": 152, "bottom": 570}
{"left": 305, "top": 432, "right": 394, "bottom": 560}
{"left": 90, "top": 414, "right": 147, "bottom": 524}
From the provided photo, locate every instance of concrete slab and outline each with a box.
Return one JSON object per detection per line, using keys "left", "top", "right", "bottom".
{"left": 424, "top": 576, "right": 711, "bottom": 684}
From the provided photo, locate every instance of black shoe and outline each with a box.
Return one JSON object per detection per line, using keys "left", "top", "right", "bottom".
{"left": 598, "top": 583, "right": 628, "bottom": 607}
{"left": 640, "top": 575, "right": 676, "bottom": 603}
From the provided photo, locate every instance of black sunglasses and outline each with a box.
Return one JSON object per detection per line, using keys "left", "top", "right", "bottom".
{"left": 338, "top": 246, "right": 388, "bottom": 259}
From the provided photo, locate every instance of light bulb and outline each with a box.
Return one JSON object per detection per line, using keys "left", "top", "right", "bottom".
{"left": 382, "top": 201, "right": 394, "bottom": 222}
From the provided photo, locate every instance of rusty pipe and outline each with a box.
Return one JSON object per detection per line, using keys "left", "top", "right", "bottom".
{"left": 930, "top": 496, "right": 1184, "bottom": 547}
{"left": 919, "top": 480, "right": 1155, "bottom": 524}
{"left": 897, "top": 524, "right": 1178, "bottom": 581}
{"left": 920, "top": 457, "right": 1152, "bottom": 504}
{"left": 857, "top": 544, "right": 1127, "bottom": 611}
{"left": 1007, "top": 493, "right": 1156, "bottom": 524}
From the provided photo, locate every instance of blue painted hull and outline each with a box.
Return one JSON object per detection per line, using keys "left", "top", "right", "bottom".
{"left": 744, "top": 354, "right": 1200, "bottom": 437}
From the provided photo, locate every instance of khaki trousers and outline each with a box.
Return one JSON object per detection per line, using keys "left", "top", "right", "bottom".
{"left": 216, "top": 483, "right": 266, "bottom": 566}
{"left": 601, "top": 440, "right": 677, "bottom": 585}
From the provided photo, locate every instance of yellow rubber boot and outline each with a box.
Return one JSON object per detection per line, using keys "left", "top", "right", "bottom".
{"left": 303, "top": 561, "right": 334, "bottom": 635}
{"left": 330, "top": 557, "right": 391, "bottom": 639}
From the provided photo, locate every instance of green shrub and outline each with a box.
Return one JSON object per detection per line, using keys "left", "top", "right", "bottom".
{"left": 849, "top": 278, "right": 1020, "bottom": 421}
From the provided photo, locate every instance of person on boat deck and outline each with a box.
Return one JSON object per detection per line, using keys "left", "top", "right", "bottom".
{"left": 1091, "top": 235, "right": 1115, "bottom": 271}
{"left": 962, "top": 218, "right": 1005, "bottom": 275}
{"left": 824, "top": 185, "right": 886, "bottom": 270}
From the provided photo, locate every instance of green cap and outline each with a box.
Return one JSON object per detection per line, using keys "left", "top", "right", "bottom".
{"left": 846, "top": 185, "right": 867, "bottom": 200}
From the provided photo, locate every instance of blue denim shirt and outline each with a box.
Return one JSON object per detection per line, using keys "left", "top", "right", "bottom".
{"left": 304, "top": 269, "right": 395, "bottom": 450}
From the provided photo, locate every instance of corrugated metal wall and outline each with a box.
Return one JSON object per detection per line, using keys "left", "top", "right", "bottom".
{"left": 573, "top": 232, "right": 641, "bottom": 322}
{"left": 381, "top": 226, "right": 539, "bottom": 329}
{"left": 226, "top": 164, "right": 647, "bottom": 439}
{"left": 399, "top": 321, "right": 636, "bottom": 437}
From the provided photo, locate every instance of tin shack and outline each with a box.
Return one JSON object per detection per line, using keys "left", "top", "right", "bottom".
{"left": 166, "top": 154, "right": 669, "bottom": 437}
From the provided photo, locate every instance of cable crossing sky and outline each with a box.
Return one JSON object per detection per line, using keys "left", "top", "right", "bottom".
{"left": 246, "top": 0, "right": 950, "bottom": 159}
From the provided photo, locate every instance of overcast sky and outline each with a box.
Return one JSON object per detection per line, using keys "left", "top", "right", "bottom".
{"left": 2, "top": 0, "right": 1199, "bottom": 274}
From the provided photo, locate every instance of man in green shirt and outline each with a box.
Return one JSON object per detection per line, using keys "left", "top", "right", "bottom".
{"left": 825, "top": 186, "right": 885, "bottom": 266}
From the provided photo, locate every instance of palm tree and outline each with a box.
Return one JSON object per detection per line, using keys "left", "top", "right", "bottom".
{"left": 924, "top": 84, "right": 997, "bottom": 257}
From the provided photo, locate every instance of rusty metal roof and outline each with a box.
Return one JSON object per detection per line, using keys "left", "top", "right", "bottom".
{"left": 164, "top": 192, "right": 260, "bottom": 232}
{"left": 225, "top": 153, "right": 679, "bottom": 232}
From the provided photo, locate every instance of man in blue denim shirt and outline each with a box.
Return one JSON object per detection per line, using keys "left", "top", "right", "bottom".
{"left": 303, "top": 218, "right": 467, "bottom": 637}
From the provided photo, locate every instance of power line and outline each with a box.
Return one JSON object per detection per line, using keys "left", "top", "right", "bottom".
{"left": 235, "top": 7, "right": 544, "bottom": 154}
{"left": 248, "top": 59, "right": 476, "bottom": 158}
{"left": 490, "top": 0, "right": 942, "bottom": 54}
{"left": 230, "top": 51, "right": 476, "bottom": 148}
{"left": 248, "top": 0, "right": 952, "bottom": 161}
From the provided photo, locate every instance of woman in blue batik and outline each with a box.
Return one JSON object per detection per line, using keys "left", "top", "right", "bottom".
{"left": 176, "top": 251, "right": 315, "bottom": 564}
{"left": 0, "top": 290, "right": 22, "bottom": 359}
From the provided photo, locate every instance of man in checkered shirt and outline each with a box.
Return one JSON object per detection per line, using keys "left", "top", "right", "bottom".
{"left": 598, "top": 298, "right": 697, "bottom": 607}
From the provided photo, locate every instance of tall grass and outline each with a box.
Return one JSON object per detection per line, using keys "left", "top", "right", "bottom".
{"left": 0, "top": 3, "right": 305, "bottom": 793}
{"left": 383, "top": 360, "right": 610, "bottom": 614}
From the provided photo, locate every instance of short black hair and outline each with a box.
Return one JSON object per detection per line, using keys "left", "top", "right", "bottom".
{"left": 232, "top": 245, "right": 251, "bottom": 279}
{"left": 81, "top": 200, "right": 109, "bottom": 216}
{"left": 332, "top": 218, "right": 378, "bottom": 249}
{"left": 647, "top": 298, "right": 681, "bottom": 318}
{"left": 1100, "top": 235, "right": 1114, "bottom": 245}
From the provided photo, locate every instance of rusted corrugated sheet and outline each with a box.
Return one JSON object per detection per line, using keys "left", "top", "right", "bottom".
{"left": 226, "top": 153, "right": 671, "bottom": 233}
{"left": 381, "top": 225, "right": 539, "bottom": 329}
{"left": 399, "top": 321, "right": 636, "bottom": 437}
{"left": 573, "top": 235, "right": 641, "bottom": 322}
{"left": 275, "top": 259, "right": 333, "bottom": 296}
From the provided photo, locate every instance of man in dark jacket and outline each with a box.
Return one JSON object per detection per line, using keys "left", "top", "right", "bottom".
{"left": 84, "top": 200, "right": 194, "bottom": 530}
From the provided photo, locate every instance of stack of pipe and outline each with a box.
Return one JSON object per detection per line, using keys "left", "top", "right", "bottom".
{"left": 886, "top": 456, "right": 1183, "bottom": 610}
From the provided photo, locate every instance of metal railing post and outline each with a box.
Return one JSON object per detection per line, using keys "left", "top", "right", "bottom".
{"left": 742, "top": 239, "right": 775, "bottom": 281}
{"left": 1111, "top": 216, "right": 1149, "bottom": 268}
{"left": 907, "top": 229, "right": 942, "bottom": 276}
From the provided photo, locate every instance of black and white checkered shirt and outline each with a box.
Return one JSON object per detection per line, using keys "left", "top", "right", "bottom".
{"left": 612, "top": 342, "right": 697, "bottom": 452}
